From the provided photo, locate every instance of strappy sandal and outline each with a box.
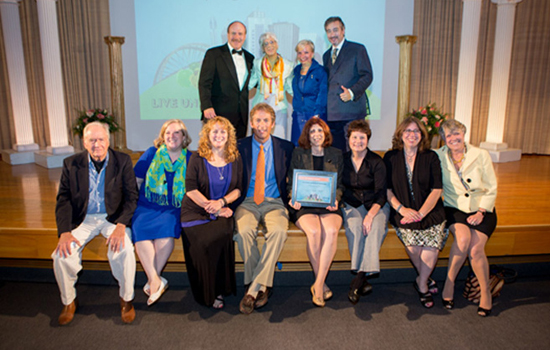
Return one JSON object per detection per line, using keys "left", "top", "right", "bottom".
{"left": 428, "top": 278, "right": 439, "bottom": 295}
{"left": 442, "top": 298, "right": 454, "bottom": 310}
{"left": 477, "top": 306, "right": 492, "bottom": 317}
{"left": 213, "top": 295, "right": 224, "bottom": 309}
{"left": 413, "top": 281, "right": 434, "bottom": 308}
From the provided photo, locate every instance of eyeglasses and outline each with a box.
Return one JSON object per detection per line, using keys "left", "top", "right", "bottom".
{"left": 403, "top": 129, "right": 421, "bottom": 134}
{"left": 263, "top": 40, "right": 276, "bottom": 46}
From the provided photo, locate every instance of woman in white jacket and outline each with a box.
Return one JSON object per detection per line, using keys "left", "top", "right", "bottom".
{"left": 436, "top": 119, "right": 497, "bottom": 317}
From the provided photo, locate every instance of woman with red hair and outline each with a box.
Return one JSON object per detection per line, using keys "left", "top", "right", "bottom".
{"left": 287, "top": 117, "right": 343, "bottom": 307}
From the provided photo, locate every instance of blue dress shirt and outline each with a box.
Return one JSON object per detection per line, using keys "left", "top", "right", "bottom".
{"left": 86, "top": 152, "right": 108, "bottom": 214}
{"left": 246, "top": 136, "right": 280, "bottom": 199}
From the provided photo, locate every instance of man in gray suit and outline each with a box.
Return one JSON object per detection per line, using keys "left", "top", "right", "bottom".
{"left": 323, "top": 16, "right": 373, "bottom": 151}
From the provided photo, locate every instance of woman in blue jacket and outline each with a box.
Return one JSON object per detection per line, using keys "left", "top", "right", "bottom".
{"left": 291, "top": 40, "right": 328, "bottom": 146}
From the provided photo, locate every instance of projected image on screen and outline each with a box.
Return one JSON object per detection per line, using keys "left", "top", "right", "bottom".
{"left": 135, "top": 0, "right": 385, "bottom": 121}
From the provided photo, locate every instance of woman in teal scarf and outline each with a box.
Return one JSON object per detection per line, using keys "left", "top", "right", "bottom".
{"left": 132, "top": 119, "right": 192, "bottom": 306}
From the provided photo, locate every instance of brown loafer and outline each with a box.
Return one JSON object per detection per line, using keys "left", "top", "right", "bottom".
{"left": 254, "top": 290, "right": 268, "bottom": 309}
{"left": 239, "top": 294, "right": 255, "bottom": 315}
{"left": 58, "top": 299, "right": 78, "bottom": 326}
{"left": 120, "top": 298, "right": 135, "bottom": 324}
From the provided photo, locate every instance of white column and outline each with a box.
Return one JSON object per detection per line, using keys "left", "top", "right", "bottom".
{"left": 480, "top": 0, "right": 522, "bottom": 162}
{"left": 454, "top": 0, "right": 482, "bottom": 143}
{"left": 0, "top": 0, "right": 38, "bottom": 156}
{"left": 36, "top": 0, "right": 73, "bottom": 154}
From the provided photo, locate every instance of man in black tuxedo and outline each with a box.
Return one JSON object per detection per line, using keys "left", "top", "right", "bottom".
{"left": 323, "top": 16, "right": 373, "bottom": 151}
{"left": 198, "top": 21, "right": 254, "bottom": 139}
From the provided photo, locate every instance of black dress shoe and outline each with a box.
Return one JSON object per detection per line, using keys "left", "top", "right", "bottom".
{"left": 348, "top": 288, "right": 360, "bottom": 305}
{"left": 360, "top": 280, "right": 373, "bottom": 295}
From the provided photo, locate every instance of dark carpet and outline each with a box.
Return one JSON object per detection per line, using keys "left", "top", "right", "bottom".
{"left": 1, "top": 264, "right": 549, "bottom": 350}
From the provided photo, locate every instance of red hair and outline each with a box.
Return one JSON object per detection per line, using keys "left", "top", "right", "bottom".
{"left": 297, "top": 117, "right": 333, "bottom": 149}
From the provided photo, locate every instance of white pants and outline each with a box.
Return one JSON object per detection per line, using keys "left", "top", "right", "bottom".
{"left": 51, "top": 214, "right": 136, "bottom": 305}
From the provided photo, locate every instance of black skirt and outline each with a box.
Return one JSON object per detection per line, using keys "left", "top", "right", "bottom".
{"left": 290, "top": 206, "right": 343, "bottom": 223}
{"left": 181, "top": 217, "right": 236, "bottom": 306}
{"left": 445, "top": 206, "right": 497, "bottom": 237}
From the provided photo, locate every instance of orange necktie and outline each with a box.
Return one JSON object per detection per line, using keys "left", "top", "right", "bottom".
{"left": 254, "top": 145, "right": 265, "bottom": 205}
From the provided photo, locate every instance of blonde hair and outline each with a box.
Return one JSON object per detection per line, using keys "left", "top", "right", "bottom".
{"left": 198, "top": 117, "right": 239, "bottom": 163}
{"left": 295, "top": 39, "right": 315, "bottom": 53}
{"left": 250, "top": 102, "right": 276, "bottom": 123}
{"left": 153, "top": 119, "right": 192, "bottom": 149}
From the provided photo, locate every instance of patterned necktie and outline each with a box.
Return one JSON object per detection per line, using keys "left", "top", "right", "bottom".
{"left": 254, "top": 145, "right": 265, "bottom": 205}
{"left": 332, "top": 48, "right": 338, "bottom": 64}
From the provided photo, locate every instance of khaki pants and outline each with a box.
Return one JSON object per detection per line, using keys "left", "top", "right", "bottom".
{"left": 234, "top": 197, "right": 288, "bottom": 287}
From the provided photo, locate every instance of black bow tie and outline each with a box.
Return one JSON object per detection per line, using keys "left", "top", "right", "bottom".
{"left": 232, "top": 49, "right": 243, "bottom": 55}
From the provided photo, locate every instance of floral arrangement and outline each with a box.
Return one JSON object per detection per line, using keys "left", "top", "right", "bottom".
{"left": 73, "top": 108, "right": 121, "bottom": 137}
{"left": 407, "top": 103, "right": 449, "bottom": 136}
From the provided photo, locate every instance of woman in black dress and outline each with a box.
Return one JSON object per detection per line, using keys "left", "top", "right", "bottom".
{"left": 288, "top": 117, "right": 343, "bottom": 307}
{"left": 180, "top": 117, "right": 243, "bottom": 309}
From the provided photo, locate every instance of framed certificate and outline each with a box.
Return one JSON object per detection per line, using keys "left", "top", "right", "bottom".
{"left": 291, "top": 169, "right": 337, "bottom": 208}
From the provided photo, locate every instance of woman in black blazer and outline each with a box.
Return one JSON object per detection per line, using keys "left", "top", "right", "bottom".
{"left": 288, "top": 117, "right": 344, "bottom": 307}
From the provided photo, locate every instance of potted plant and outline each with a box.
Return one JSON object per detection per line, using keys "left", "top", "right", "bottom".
{"left": 73, "top": 108, "right": 121, "bottom": 138}
{"left": 407, "top": 103, "right": 449, "bottom": 148}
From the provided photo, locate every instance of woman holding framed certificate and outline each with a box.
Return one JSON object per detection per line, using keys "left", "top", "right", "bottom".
{"left": 288, "top": 117, "right": 344, "bottom": 307}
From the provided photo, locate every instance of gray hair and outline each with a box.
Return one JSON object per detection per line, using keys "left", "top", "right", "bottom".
{"left": 259, "top": 32, "right": 278, "bottom": 47}
{"left": 295, "top": 39, "right": 315, "bottom": 53}
{"left": 83, "top": 121, "right": 110, "bottom": 139}
{"left": 439, "top": 119, "right": 466, "bottom": 142}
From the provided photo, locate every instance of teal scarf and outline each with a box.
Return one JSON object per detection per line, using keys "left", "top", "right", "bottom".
{"left": 145, "top": 145, "right": 187, "bottom": 207}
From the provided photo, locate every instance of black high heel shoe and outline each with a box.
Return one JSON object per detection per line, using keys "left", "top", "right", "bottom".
{"left": 413, "top": 281, "right": 434, "bottom": 308}
{"left": 442, "top": 298, "right": 454, "bottom": 310}
{"left": 477, "top": 306, "right": 492, "bottom": 317}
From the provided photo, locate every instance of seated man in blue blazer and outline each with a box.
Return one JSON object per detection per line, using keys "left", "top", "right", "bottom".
{"left": 232, "top": 103, "right": 294, "bottom": 314}
{"left": 323, "top": 16, "right": 373, "bottom": 151}
{"left": 52, "top": 122, "right": 138, "bottom": 325}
